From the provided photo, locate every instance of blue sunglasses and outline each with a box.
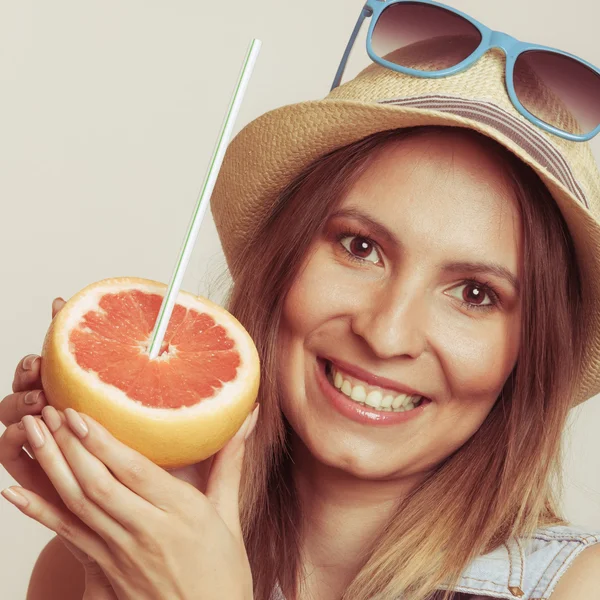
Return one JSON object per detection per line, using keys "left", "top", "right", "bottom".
{"left": 331, "top": 0, "right": 600, "bottom": 142}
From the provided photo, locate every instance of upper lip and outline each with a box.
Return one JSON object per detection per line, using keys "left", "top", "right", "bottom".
{"left": 322, "top": 356, "right": 429, "bottom": 399}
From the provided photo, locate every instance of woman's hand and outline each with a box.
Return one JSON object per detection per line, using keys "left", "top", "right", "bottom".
{"left": 0, "top": 298, "right": 117, "bottom": 593}
{"left": 0, "top": 297, "right": 222, "bottom": 597}
{"left": 81, "top": 555, "right": 119, "bottom": 599}
{"left": 0, "top": 299, "right": 65, "bottom": 494}
{"left": 1, "top": 400, "right": 259, "bottom": 600}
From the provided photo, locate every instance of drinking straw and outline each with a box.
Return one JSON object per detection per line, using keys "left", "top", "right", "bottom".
{"left": 147, "top": 38, "right": 262, "bottom": 360}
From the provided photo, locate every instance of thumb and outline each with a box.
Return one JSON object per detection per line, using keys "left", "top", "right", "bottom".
{"left": 204, "top": 403, "right": 259, "bottom": 536}
{"left": 52, "top": 297, "right": 66, "bottom": 319}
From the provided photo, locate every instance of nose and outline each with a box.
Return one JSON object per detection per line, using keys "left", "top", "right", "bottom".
{"left": 350, "top": 280, "right": 428, "bottom": 360}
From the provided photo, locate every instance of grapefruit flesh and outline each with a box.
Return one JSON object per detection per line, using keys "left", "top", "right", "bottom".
{"left": 41, "top": 277, "right": 260, "bottom": 469}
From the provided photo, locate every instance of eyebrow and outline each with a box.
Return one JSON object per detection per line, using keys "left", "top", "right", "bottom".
{"left": 329, "top": 208, "right": 521, "bottom": 294}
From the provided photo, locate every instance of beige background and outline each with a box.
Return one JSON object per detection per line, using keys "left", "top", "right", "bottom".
{"left": 1, "top": 0, "right": 599, "bottom": 597}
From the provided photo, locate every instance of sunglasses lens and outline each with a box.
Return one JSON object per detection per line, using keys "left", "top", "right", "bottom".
{"left": 514, "top": 50, "right": 600, "bottom": 136}
{"left": 372, "top": 2, "right": 482, "bottom": 72}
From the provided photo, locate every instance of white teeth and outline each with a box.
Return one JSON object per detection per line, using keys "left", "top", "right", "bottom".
{"left": 381, "top": 394, "right": 394, "bottom": 408}
{"left": 365, "top": 391, "right": 383, "bottom": 408}
{"left": 328, "top": 362, "right": 423, "bottom": 413}
{"left": 334, "top": 371, "right": 343, "bottom": 389}
{"left": 391, "top": 395, "right": 404, "bottom": 409}
{"left": 350, "top": 385, "right": 366, "bottom": 402}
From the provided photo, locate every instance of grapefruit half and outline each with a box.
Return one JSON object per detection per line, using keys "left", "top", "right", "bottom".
{"left": 40, "top": 277, "right": 260, "bottom": 469}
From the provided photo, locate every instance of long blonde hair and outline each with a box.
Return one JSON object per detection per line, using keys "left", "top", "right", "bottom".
{"left": 215, "top": 126, "right": 585, "bottom": 600}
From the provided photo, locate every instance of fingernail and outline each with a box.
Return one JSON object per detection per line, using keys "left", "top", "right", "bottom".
{"left": 234, "top": 408, "right": 253, "bottom": 442}
{"left": 42, "top": 406, "right": 62, "bottom": 433}
{"left": 22, "top": 355, "right": 40, "bottom": 371}
{"left": 24, "top": 391, "right": 41, "bottom": 405}
{"left": 65, "top": 409, "right": 88, "bottom": 438}
{"left": 52, "top": 298, "right": 65, "bottom": 314}
{"left": 2, "top": 487, "right": 29, "bottom": 508}
{"left": 244, "top": 404, "right": 260, "bottom": 440}
{"left": 22, "top": 416, "right": 45, "bottom": 448}
{"left": 23, "top": 442, "right": 35, "bottom": 460}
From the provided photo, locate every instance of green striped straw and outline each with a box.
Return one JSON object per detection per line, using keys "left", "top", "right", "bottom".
{"left": 147, "top": 39, "right": 262, "bottom": 360}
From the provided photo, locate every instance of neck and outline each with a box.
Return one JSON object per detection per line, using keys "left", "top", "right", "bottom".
{"left": 289, "top": 432, "right": 426, "bottom": 599}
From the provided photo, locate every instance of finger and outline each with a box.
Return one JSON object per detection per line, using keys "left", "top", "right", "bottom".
{"left": 0, "top": 389, "right": 48, "bottom": 427}
{"left": 82, "top": 569, "right": 120, "bottom": 600}
{"left": 9, "top": 297, "right": 65, "bottom": 395}
{"left": 61, "top": 537, "right": 100, "bottom": 569}
{"left": 63, "top": 409, "right": 188, "bottom": 511}
{"left": 0, "top": 419, "right": 63, "bottom": 504}
{"left": 205, "top": 404, "right": 259, "bottom": 537}
{"left": 11, "top": 355, "right": 42, "bottom": 394}
{"left": 1, "top": 485, "right": 113, "bottom": 570}
{"left": 52, "top": 297, "right": 66, "bottom": 319}
{"left": 0, "top": 389, "right": 48, "bottom": 463}
{"left": 167, "top": 457, "right": 214, "bottom": 493}
{"left": 21, "top": 415, "right": 131, "bottom": 548}
{"left": 41, "top": 407, "right": 155, "bottom": 532}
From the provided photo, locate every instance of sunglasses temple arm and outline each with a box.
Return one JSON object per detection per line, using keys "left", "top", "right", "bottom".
{"left": 330, "top": 7, "right": 370, "bottom": 91}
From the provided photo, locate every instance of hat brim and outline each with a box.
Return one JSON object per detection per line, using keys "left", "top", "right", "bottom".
{"left": 211, "top": 98, "right": 600, "bottom": 406}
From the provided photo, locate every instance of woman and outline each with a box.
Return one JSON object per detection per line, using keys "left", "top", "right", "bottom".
{"left": 2, "top": 1, "right": 600, "bottom": 599}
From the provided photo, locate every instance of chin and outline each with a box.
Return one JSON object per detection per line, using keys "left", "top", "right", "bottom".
{"left": 335, "top": 456, "right": 409, "bottom": 481}
{"left": 289, "top": 419, "right": 417, "bottom": 481}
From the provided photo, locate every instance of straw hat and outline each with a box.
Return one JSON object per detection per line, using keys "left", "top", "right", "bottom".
{"left": 210, "top": 40, "right": 600, "bottom": 407}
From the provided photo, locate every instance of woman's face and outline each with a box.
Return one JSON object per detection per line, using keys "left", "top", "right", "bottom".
{"left": 278, "top": 130, "right": 523, "bottom": 481}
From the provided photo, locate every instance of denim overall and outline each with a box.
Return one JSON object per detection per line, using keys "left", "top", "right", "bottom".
{"left": 270, "top": 524, "right": 600, "bottom": 599}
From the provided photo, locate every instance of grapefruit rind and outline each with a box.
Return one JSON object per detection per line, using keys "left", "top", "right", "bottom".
{"left": 41, "top": 277, "right": 260, "bottom": 469}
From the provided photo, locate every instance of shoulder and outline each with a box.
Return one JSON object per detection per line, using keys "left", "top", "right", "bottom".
{"left": 455, "top": 523, "right": 600, "bottom": 599}
{"left": 547, "top": 542, "right": 600, "bottom": 599}
{"left": 26, "top": 536, "right": 85, "bottom": 600}
{"left": 519, "top": 524, "right": 600, "bottom": 599}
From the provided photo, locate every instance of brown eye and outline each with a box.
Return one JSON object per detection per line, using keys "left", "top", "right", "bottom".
{"left": 447, "top": 282, "right": 493, "bottom": 307}
{"left": 340, "top": 235, "right": 380, "bottom": 264}
{"left": 462, "top": 283, "right": 486, "bottom": 305}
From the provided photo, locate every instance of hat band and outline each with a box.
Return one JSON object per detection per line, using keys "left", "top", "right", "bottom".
{"left": 378, "top": 94, "right": 589, "bottom": 209}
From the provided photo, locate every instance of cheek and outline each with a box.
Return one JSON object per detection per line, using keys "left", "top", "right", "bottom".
{"left": 282, "top": 251, "right": 345, "bottom": 333}
{"left": 426, "top": 287, "right": 520, "bottom": 394}
{"left": 450, "top": 333, "right": 515, "bottom": 396}
{"left": 282, "top": 280, "right": 321, "bottom": 334}
{"left": 416, "top": 307, "right": 520, "bottom": 460}
{"left": 409, "top": 332, "right": 519, "bottom": 473}
{"left": 277, "top": 260, "right": 324, "bottom": 412}
{"left": 278, "top": 252, "right": 354, "bottom": 431}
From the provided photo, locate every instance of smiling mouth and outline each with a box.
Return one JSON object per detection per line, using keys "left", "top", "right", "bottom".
{"left": 324, "top": 360, "right": 428, "bottom": 413}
